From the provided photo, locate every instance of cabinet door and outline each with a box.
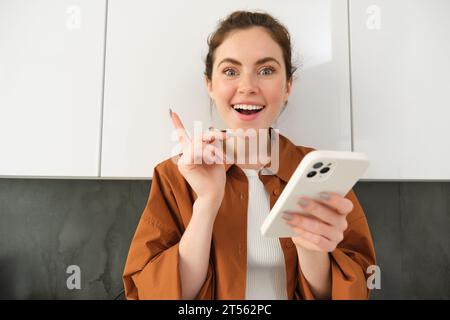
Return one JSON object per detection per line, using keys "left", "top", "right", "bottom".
{"left": 275, "top": 0, "right": 352, "bottom": 152}
{"left": 101, "top": 0, "right": 352, "bottom": 178}
{"left": 0, "top": 0, "right": 106, "bottom": 178}
{"left": 350, "top": 0, "right": 450, "bottom": 180}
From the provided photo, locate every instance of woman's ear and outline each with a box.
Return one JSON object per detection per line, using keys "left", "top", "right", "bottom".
{"left": 205, "top": 75, "right": 213, "bottom": 97}
{"left": 284, "top": 77, "right": 293, "bottom": 100}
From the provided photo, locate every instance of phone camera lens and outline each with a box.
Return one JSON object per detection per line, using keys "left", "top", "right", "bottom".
{"left": 307, "top": 171, "right": 317, "bottom": 178}
{"left": 313, "top": 162, "right": 323, "bottom": 169}
{"left": 320, "top": 167, "right": 330, "bottom": 174}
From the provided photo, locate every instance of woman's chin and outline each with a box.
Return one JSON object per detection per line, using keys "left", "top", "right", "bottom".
{"left": 227, "top": 124, "right": 271, "bottom": 133}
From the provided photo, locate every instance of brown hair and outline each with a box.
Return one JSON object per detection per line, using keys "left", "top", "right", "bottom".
{"left": 204, "top": 10, "right": 297, "bottom": 82}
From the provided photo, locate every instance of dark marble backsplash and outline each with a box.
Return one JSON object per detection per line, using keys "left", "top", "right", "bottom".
{"left": 0, "top": 178, "right": 449, "bottom": 299}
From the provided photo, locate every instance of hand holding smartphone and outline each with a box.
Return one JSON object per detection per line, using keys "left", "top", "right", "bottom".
{"left": 260, "top": 150, "right": 369, "bottom": 238}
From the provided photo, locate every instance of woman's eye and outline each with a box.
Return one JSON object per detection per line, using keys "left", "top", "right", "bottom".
{"left": 224, "top": 68, "right": 237, "bottom": 77}
{"left": 260, "top": 67, "right": 275, "bottom": 76}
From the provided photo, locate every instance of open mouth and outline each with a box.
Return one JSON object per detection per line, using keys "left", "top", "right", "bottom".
{"left": 231, "top": 104, "right": 266, "bottom": 115}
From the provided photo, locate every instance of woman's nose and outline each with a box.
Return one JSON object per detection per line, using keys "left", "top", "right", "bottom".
{"left": 237, "top": 74, "right": 259, "bottom": 94}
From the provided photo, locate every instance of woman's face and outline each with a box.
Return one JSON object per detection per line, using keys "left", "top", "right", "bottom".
{"left": 206, "top": 26, "right": 292, "bottom": 131}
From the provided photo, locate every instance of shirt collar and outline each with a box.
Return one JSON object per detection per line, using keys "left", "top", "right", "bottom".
{"left": 224, "top": 129, "right": 303, "bottom": 183}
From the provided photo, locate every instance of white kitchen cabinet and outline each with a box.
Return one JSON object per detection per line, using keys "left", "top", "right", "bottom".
{"left": 101, "top": 0, "right": 352, "bottom": 178}
{"left": 350, "top": 0, "right": 450, "bottom": 180}
{"left": 0, "top": 0, "right": 106, "bottom": 178}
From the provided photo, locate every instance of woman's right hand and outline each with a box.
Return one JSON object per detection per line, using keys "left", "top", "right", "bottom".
{"left": 170, "top": 109, "right": 229, "bottom": 207}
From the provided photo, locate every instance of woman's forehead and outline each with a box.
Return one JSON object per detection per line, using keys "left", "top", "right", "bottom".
{"left": 214, "top": 29, "right": 283, "bottom": 66}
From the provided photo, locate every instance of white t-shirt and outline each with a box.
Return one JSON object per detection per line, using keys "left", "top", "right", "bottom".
{"left": 241, "top": 168, "right": 288, "bottom": 300}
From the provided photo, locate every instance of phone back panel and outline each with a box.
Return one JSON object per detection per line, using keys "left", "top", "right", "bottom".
{"left": 261, "top": 150, "right": 369, "bottom": 238}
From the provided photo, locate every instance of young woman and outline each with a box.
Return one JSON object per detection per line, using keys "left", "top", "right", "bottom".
{"left": 123, "top": 11, "right": 376, "bottom": 300}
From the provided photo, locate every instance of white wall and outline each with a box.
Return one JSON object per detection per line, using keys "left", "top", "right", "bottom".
{"left": 101, "top": 0, "right": 352, "bottom": 179}
{"left": 1, "top": 0, "right": 449, "bottom": 180}
{"left": 350, "top": 0, "right": 450, "bottom": 180}
{"left": 0, "top": 0, "right": 106, "bottom": 178}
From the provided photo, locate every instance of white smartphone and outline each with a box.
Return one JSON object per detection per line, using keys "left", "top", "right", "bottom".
{"left": 260, "top": 150, "right": 370, "bottom": 238}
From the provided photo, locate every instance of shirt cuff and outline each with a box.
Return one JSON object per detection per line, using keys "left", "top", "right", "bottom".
{"left": 297, "top": 249, "right": 369, "bottom": 300}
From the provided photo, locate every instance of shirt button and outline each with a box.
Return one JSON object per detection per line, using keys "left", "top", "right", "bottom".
{"left": 273, "top": 189, "right": 280, "bottom": 196}
{"left": 285, "top": 239, "right": 294, "bottom": 248}
{"left": 240, "top": 192, "right": 244, "bottom": 200}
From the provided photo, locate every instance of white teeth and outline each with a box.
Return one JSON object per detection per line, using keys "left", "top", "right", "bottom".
{"left": 232, "top": 104, "right": 265, "bottom": 110}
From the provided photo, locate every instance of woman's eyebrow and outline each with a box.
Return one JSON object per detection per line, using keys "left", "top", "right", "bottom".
{"left": 217, "top": 57, "right": 281, "bottom": 68}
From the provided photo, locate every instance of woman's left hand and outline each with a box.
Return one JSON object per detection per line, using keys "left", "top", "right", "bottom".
{"left": 282, "top": 192, "right": 354, "bottom": 253}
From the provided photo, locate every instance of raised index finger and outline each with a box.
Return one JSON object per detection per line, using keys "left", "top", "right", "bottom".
{"left": 169, "top": 108, "right": 191, "bottom": 146}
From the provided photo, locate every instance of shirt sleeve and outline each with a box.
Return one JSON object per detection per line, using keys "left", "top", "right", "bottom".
{"left": 122, "top": 164, "right": 214, "bottom": 300}
{"left": 297, "top": 189, "right": 377, "bottom": 300}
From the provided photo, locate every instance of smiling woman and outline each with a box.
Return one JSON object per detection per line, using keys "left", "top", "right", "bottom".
{"left": 123, "top": 10, "right": 376, "bottom": 300}
{"left": 204, "top": 14, "right": 296, "bottom": 132}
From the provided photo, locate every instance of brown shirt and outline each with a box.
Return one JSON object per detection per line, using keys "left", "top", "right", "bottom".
{"left": 122, "top": 133, "right": 376, "bottom": 300}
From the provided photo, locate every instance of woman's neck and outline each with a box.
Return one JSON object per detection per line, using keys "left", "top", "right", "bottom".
{"left": 225, "top": 128, "right": 272, "bottom": 170}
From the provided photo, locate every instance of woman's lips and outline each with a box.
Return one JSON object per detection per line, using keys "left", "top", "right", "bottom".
{"left": 231, "top": 105, "right": 265, "bottom": 121}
